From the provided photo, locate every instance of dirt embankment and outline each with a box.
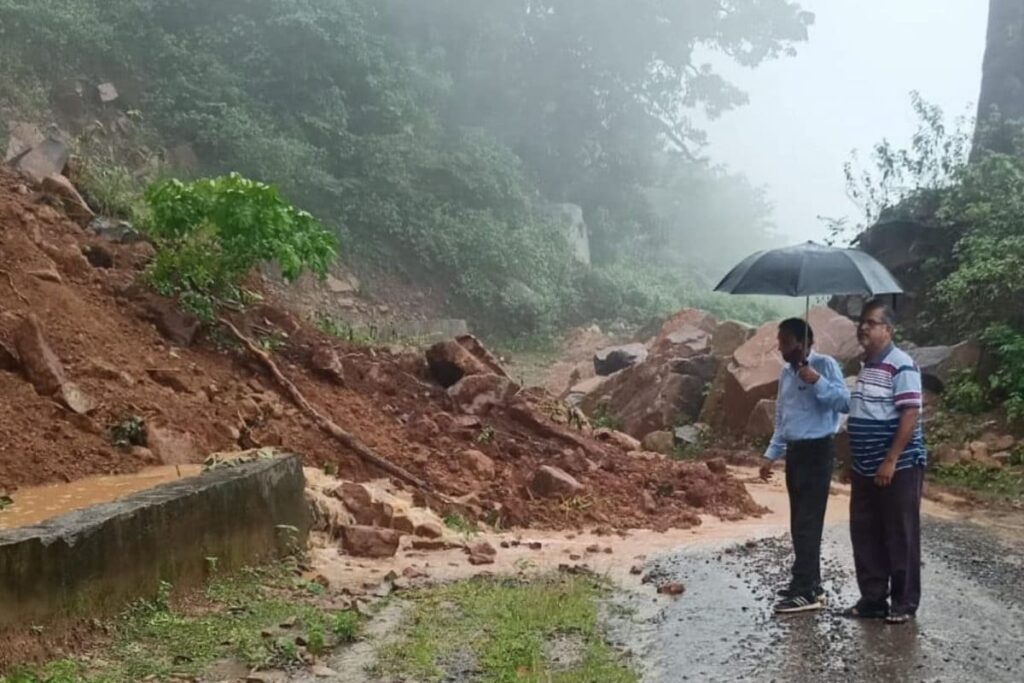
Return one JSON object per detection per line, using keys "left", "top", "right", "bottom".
{"left": 0, "top": 168, "right": 762, "bottom": 531}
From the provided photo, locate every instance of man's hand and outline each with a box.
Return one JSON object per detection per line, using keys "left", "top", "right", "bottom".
{"left": 759, "top": 461, "right": 775, "bottom": 481}
{"left": 797, "top": 365, "right": 820, "bottom": 384}
{"left": 874, "top": 458, "right": 897, "bottom": 487}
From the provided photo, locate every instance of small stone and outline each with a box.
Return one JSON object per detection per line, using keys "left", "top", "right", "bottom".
{"left": 658, "top": 582, "right": 686, "bottom": 596}
{"left": 630, "top": 566, "right": 643, "bottom": 575}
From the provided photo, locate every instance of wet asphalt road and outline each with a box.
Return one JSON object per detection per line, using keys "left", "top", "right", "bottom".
{"left": 608, "top": 517, "right": 1024, "bottom": 682}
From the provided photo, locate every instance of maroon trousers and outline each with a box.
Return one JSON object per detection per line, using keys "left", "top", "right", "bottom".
{"left": 849, "top": 466, "right": 923, "bottom": 615}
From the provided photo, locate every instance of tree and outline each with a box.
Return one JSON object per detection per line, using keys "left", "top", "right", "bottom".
{"left": 973, "top": 0, "right": 1024, "bottom": 158}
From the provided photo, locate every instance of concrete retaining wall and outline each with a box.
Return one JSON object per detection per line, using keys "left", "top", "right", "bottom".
{"left": 0, "top": 455, "right": 309, "bottom": 629}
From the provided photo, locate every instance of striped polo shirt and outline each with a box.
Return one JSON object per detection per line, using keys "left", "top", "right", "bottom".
{"left": 848, "top": 344, "right": 927, "bottom": 477}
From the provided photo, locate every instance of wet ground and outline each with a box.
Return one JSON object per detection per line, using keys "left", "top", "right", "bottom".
{"left": 607, "top": 516, "right": 1024, "bottom": 682}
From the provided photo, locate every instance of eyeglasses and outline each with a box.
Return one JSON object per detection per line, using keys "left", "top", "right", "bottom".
{"left": 859, "top": 319, "right": 888, "bottom": 329}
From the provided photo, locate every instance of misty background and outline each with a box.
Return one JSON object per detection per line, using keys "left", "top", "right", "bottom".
{"left": 704, "top": 0, "right": 988, "bottom": 245}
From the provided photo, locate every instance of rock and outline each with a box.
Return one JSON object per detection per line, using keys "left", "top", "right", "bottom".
{"left": 14, "top": 314, "right": 66, "bottom": 395}
{"left": 138, "top": 293, "right": 202, "bottom": 346}
{"left": 931, "top": 442, "right": 963, "bottom": 466}
{"left": 745, "top": 399, "right": 777, "bottom": 439}
{"left": 641, "top": 431, "right": 675, "bottom": 455}
{"left": 56, "top": 382, "right": 94, "bottom": 415}
{"left": 669, "top": 354, "right": 720, "bottom": 383}
{"left": 97, "top": 82, "right": 119, "bottom": 103}
{"left": 39, "top": 241, "right": 91, "bottom": 278}
{"left": 581, "top": 361, "right": 709, "bottom": 438}
{"left": 467, "top": 541, "right": 497, "bottom": 565}
{"left": 703, "top": 307, "right": 859, "bottom": 433}
{"left": 411, "top": 538, "right": 450, "bottom": 551}
{"left": 3, "top": 121, "right": 44, "bottom": 164}
{"left": 407, "top": 415, "right": 440, "bottom": 444}
{"left": 80, "top": 358, "right": 133, "bottom": 385}
{"left": 711, "top": 320, "right": 755, "bottom": 358}
{"left": 593, "top": 343, "right": 648, "bottom": 376}
{"left": 391, "top": 513, "right": 416, "bottom": 534}
{"left": 147, "top": 368, "right": 195, "bottom": 393}
{"left": 311, "top": 665, "right": 339, "bottom": 678}
{"left": 641, "top": 490, "right": 658, "bottom": 515}
{"left": 339, "top": 525, "right": 401, "bottom": 558}
{"left": 983, "top": 433, "right": 1016, "bottom": 452}
{"left": 414, "top": 521, "right": 445, "bottom": 539}
{"left": 908, "top": 341, "right": 982, "bottom": 393}
{"left": 593, "top": 428, "right": 641, "bottom": 452}
{"left": 332, "top": 483, "right": 377, "bottom": 526}
{"left": 706, "top": 458, "right": 728, "bottom": 475}
{"left": 146, "top": 425, "right": 199, "bottom": 465}
{"left": 458, "top": 449, "right": 496, "bottom": 479}
{"left": 657, "top": 582, "right": 686, "bottom": 596}
{"left": 40, "top": 175, "right": 95, "bottom": 226}
{"left": 448, "top": 374, "right": 520, "bottom": 416}
{"left": 11, "top": 137, "right": 69, "bottom": 183}
{"left": 673, "top": 425, "right": 701, "bottom": 447}
{"left": 89, "top": 217, "right": 144, "bottom": 244}
{"left": 968, "top": 441, "right": 1003, "bottom": 468}
{"left": 0, "top": 341, "right": 19, "bottom": 372}
{"left": 82, "top": 243, "right": 115, "bottom": 269}
{"left": 529, "top": 465, "right": 583, "bottom": 499}
{"left": 427, "top": 340, "right": 494, "bottom": 388}
{"left": 564, "top": 375, "right": 608, "bottom": 407}
{"left": 310, "top": 345, "right": 346, "bottom": 385}
{"left": 27, "top": 268, "right": 63, "bottom": 284}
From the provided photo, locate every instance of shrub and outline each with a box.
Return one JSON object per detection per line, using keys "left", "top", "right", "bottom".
{"left": 143, "top": 173, "right": 336, "bottom": 319}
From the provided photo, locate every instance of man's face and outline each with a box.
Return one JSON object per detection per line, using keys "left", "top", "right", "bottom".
{"left": 777, "top": 330, "right": 805, "bottom": 365}
{"left": 857, "top": 308, "right": 892, "bottom": 351}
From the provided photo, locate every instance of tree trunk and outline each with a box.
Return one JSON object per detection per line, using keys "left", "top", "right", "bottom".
{"left": 972, "top": 0, "right": 1024, "bottom": 158}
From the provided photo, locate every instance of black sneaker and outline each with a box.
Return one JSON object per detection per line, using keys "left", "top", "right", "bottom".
{"left": 774, "top": 593, "right": 824, "bottom": 614}
{"left": 777, "top": 586, "right": 827, "bottom": 603}
{"left": 885, "top": 611, "right": 914, "bottom": 625}
{"left": 840, "top": 602, "right": 888, "bottom": 619}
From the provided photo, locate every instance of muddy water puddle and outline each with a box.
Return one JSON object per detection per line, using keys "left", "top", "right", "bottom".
{"left": 0, "top": 465, "right": 202, "bottom": 530}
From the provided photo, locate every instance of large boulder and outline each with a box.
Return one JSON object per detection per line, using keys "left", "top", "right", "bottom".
{"left": 908, "top": 341, "right": 982, "bottom": 394}
{"left": 711, "top": 320, "right": 756, "bottom": 359}
{"left": 702, "top": 307, "right": 860, "bottom": 433}
{"left": 41, "top": 174, "right": 95, "bottom": 226}
{"left": 14, "top": 314, "right": 67, "bottom": 396}
{"left": 339, "top": 525, "right": 401, "bottom": 558}
{"left": 828, "top": 219, "right": 958, "bottom": 339}
{"left": 593, "top": 343, "right": 647, "bottom": 376}
{"left": 581, "top": 357, "right": 711, "bottom": 438}
{"left": 648, "top": 309, "right": 717, "bottom": 361}
{"left": 448, "top": 374, "right": 520, "bottom": 415}
{"left": 426, "top": 334, "right": 508, "bottom": 388}
{"left": 529, "top": 465, "right": 583, "bottom": 498}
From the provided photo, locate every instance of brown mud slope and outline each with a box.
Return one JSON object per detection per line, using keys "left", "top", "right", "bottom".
{"left": 0, "top": 169, "right": 762, "bottom": 530}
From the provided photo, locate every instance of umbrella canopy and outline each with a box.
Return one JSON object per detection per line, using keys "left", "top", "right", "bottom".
{"left": 714, "top": 241, "right": 903, "bottom": 298}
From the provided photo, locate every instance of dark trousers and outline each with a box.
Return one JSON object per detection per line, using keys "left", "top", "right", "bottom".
{"left": 785, "top": 437, "right": 835, "bottom": 595}
{"left": 850, "top": 466, "right": 923, "bottom": 615}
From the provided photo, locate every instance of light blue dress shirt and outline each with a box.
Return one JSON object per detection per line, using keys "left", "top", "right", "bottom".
{"left": 764, "top": 350, "right": 851, "bottom": 461}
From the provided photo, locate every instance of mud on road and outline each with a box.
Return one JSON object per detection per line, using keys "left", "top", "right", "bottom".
{"left": 608, "top": 516, "right": 1024, "bottom": 682}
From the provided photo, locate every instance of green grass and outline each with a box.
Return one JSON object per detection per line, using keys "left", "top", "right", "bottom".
{"left": 376, "top": 575, "right": 637, "bottom": 683}
{"left": 931, "top": 462, "right": 1024, "bottom": 501}
{"left": 2, "top": 564, "right": 359, "bottom": 683}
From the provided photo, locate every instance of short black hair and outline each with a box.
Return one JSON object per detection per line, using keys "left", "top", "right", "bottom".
{"left": 779, "top": 318, "right": 814, "bottom": 345}
{"left": 860, "top": 299, "right": 895, "bottom": 327}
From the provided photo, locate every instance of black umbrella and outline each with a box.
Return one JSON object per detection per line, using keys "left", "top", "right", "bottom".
{"left": 714, "top": 241, "right": 903, "bottom": 352}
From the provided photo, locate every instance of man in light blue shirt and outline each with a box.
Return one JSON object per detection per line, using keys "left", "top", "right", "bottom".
{"left": 759, "top": 318, "right": 850, "bottom": 614}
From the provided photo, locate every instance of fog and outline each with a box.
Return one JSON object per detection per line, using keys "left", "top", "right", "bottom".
{"left": 702, "top": 0, "right": 988, "bottom": 244}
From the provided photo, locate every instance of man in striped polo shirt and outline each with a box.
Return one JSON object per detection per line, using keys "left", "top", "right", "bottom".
{"left": 844, "top": 300, "right": 926, "bottom": 624}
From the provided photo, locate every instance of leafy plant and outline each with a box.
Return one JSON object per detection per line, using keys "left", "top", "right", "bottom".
{"left": 942, "top": 370, "right": 989, "bottom": 415}
{"left": 109, "top": 415, "right": 147, "bottom": 449}
{"left": 981, "top": 325, "right": 1024, "bottom": 430}
{"left": 143, "top": 174, "right": 336, "bottom": 320}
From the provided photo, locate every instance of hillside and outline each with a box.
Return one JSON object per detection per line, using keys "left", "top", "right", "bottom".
{"left": 0, "top": 167, "right": 763, "bottom": 530}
